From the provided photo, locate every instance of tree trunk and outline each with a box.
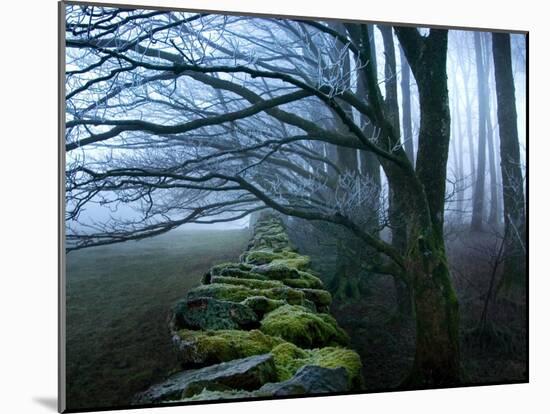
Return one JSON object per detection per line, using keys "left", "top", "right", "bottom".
{"left": 326, "top": 23, "right": 367, "bottom": 300}
{"left": 379, "top": 25, "right": 413, "bottom": 318}
{"left": 484, "top": 33, "right": 499, "bottom": 227}
{"left": 486, "top": 98, "right": 499, "bottom": 226}
{"left": 394, "top": 27, "right": 461, "bottom": 385}
{"left": 492, "top": 32, "right": 526, "bottom": 291}
{"left": 406, "top": 235, "right": 460, "bottom": 386}
{"left": 471, "top": 32, "right": 488, "bottom": 232}
{"left": 458, "top": 61, "right": 477, "bottom": 203}
{"left": 451, "top": 83, "right": 465, "bottom": 217}
{"left": 352, "top": 24, "right": 382, "bottom": 187}
{"left": 400, "top": 45, "right": 415, "bottom": 166}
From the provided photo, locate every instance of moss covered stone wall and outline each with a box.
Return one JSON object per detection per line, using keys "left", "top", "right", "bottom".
{"left": 134, "top": 212, "right": 363, "bottom": 404}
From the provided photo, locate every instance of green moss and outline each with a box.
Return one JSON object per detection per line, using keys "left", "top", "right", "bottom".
{"left": 177, "top": 329, "right": 284, "bottom": 365}
{"left": 252, "top": 228, "right": 288, "bottom": 244}
{"left": 180, "top": 347, "right": 363, "bottom": 400}
{"left": 220, "top": 269, "right": 268, "bottom": 281}
{"left": 308, "top": 347, "right": 363, "bottom": 388}
{"left": 209, "top": 262, "right": 264, "bottom": 279}
{"left": 271, "top": 342, "right": 309, "bottom": 381}
{"left": 270, "top": 255, "right": 311, "bottom": 270}
{"left": 240, "top": 296, "right": 286, "bottom": 317}
{"left": 172, "top": 297, "right": 258, "bottom": 331}
{"left": 300, "top": 288, "right": 332, "bottom": 307}
{"left": 252, "top": 263, "right": 300, "bottom": 280}
{"left": 187, "top": 283, "right": 306, "bottom": 305}
{"left": 302, "top": 299, "right": 318, "bottom": 313}
{"left": 282, "top": 271, "right": 324, "bottom": 289}
{"left": 170, "top": 214, "right": 363, "bottom": 393}
{"left": 260, "top": 305, "right": 349, "bottom": 348}
{"left": 210, "top": 276, "right": 283, "bottom": 290}
{"left": 187, "top": 283, "right": 253, "bottom": 302}
{"left": 242, "top": 250, "right": 310, "bottom": 270}
{"left": 251, "top": 264, "right": 322, "bottom": 290}
{"left": 265, "top": 232, "right": 288, "bottom": 242}
{"left": 270, "top": 342, "right": 362, "bottom": 386}
{"left": 241, "top": 250, "right": 279, "bottom": 265}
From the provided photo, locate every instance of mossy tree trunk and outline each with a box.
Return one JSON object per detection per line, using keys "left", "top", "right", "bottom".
{"left": 403, "top": 227, "right": 460, "bottom": 385}
{"left": 394, "top": 27, "right": 461, "bottom": 385}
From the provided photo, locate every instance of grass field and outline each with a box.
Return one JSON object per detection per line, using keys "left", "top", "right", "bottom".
{"left": 65, "top": 228, "right": 250, "bottom": 410}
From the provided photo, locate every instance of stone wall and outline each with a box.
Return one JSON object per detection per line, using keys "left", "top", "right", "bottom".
{"left": 134, "top": 212, "right": 363, "bottom": 404}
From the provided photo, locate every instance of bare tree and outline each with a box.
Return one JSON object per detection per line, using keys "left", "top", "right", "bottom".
{"left": 65, "top": 8, "right": 461, "bottom": 385}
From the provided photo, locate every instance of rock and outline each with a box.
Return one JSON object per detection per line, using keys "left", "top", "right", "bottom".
{"left": 300, "top": 288, "right": 332, "bottom": 307}
{"left": 187, "top": 283, "right": 306, "bottom": 306}
{"left": 251, "top": 263, "right": 324, "bottom": 289}
{"left": 133, "top": 211, "right": 364, "bottom": 405}
{"left": 173, "top": 329, "right": 284, "bottom": 366}
{"left": 253, "top": 263, "right": 301, "bottom": 280}
{"left": 134, "top": 354, "right": 277, "bottom": 403}
{"left": 180, "top": 388, "right": 257, "bottom": 402}
{"left": 209, "top": 262, "right": 258, "bottom": 278}
{"left": 240, "top": 296, "right": 286, "bottom": 318}
{"left": 259, "top": 365, "right": 349, "bottom": 396}
{"left": 202, "top": 262, "right": 260, "bottom": 285}
{"left": 179, "top": 365, "right": 349, "bottom": 402}
{"left": 210, "top": 262, "right": 252, "bottom": 276}
{"left": 270, "top": 342, "right": 363, "bottom": 388}
{"left": 260, "top": 304, "right": 349, "bottom": 348}
{"left": 210, "top": 276, "right": 283, "bottom": 290}
{"left": 172, "top": 297, "right": 258, "bottom": 331}
{"left": 283, "top": 272, "right": 324, "bottom": 289}
{"left": 241, "top": 250, "right": 311, "bottom": 270}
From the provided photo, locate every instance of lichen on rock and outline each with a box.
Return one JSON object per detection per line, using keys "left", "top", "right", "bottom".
{"left": 210, "top": 275, "right": 284, "bottom": 290}
{"left": 172, "top": 297, "right": 258, "bottom": 331}
{"left": 242, "top": 250, "right": 311, "bottom": 270}
{"left": 133, "top": 353, "right": 277, "bottom": 403}
{"left": 251, "top": 263, "right": 324, "bottom": 289}
{"left": 240, "top": 296, "right": 286, "bottom": 318}
{"left": 270, "top": 342, "right": 362, "bottom": 388}
{"left": 299, "top": 288, "right": 332, "bottom": 307}
{"left": 260, "top": 304, "right": 349, "bottom": 348}
{"left": 187, "top": 283, "right": 306, "bottom": 306}
{"left": 180, "top": 365, "right": 350, "bottom": 402}
{"left": 174, "top": 329, "right": 284, "bottom": 366}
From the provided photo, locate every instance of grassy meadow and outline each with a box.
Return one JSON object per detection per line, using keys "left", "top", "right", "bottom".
{"left": 65, "top": 228, "right": 250, "bottom": 410}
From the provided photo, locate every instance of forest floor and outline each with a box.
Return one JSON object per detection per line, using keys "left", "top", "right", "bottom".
{"left": 311, "top": 227, "right": 527, "bottom": 391}
{"left": 65, "top": 228, "right": 250, "bottom": 410}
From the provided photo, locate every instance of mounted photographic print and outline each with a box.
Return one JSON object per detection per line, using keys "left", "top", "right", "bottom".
{"left": 59, "top": 1, "right": 528, "bottom": 412}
